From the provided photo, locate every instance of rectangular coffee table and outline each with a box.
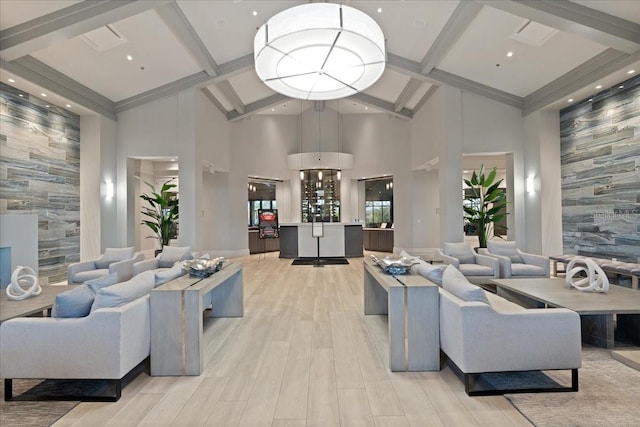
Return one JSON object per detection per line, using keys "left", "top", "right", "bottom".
{"left": 492, "top": 278, "right": 640, "bottom": 348}
{"left": 0, "top": 286, "right": 69, "bottom": 323}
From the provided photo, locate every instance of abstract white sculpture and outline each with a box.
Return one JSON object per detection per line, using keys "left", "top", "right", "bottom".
{"left": 6, "top": 265, "right": 42, "bottom": 300}
{"left": 566, "top": 257, "right": 609, "bottom": 293}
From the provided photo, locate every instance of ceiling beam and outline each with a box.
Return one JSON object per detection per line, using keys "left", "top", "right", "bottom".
{"left": 349, "top": 92, "right": 412, "bottom": 119}
{"left": 200, "top": 87, "right": 229, "bottom": 117}
{"left": 412, "top": 85, "right": 439, "bottom": 115}
{"left": 227, "top": 94, "right": 289, "bottom": 122}
{"left": 216, "top": 81, "right": 245, "bottom": 114}
{"left": 394, "top": 78, "right": 423, "bottom": 112}
{"left": 479, "top": 0, "right": 640, "bottom": 54}
{"left": 387, "top": 53, "right": 524, "bottom": 110}
{"left": 1, "top": 56, "right": 117, "bottom": 120}
{"left": 155, "top": 2, "right": 218, "bottom": 77}
{"left": 115, "top": 71, "right": 209, "bottom": 114}
{"left": 420, "top": 1, "right": 482, "bottom": 74}
{"left": 0, "top": 0, "right": 172, "bottom": 61}
{"left": 523, "top": 48, "right": 640, "bottom": 116}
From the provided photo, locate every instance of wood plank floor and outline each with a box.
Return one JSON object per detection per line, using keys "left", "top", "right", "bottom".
{"left": 53, "top": 253, "right": 532, "bottom": 427}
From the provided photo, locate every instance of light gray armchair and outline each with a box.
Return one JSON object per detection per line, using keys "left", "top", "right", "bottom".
{"left": 437, "top": 242, "right": 499, "bottom": 284}
{"left": 478, "top": 241, "right": 550, "bottom": 278}
{"left": 67, "top": 247, "right": 143, "bottom": 285}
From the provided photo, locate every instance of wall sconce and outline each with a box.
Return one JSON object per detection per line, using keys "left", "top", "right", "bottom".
{"left": 337, "top": 170, "right": 341, "bottom": 180}
{"left": 105, "top": 180, "right": 114, "bottom": 200}
{"left": 300, "top": 170, "right": 305, "bottom": 180}
{"left": 526, "top": 176, "right": 535, "bottom": 194}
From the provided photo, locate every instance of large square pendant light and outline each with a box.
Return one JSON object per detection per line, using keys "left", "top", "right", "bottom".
{"left": 254, "top": 3, "right": 385, "bottom": 100}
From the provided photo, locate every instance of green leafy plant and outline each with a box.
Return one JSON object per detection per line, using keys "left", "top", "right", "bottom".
{"left": 136, "top": 177, "right": 179, "bottom": 249}
{"left": 463, "top": 165, "right": 507, "bottom": 248}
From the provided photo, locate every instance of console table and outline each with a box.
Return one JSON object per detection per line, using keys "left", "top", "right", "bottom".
{"left": 363, "top": 259, "right": 439, "bottom": 371}
{"left": 150, "top": 262, "right": 244, "bottom": 376}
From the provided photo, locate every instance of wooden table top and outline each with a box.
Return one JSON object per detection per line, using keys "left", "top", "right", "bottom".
{"left": 492, "top": 278, "right": 640, "bottom": 315}
{"left": 0, "top": 285, "right": 70, "bottom": 322}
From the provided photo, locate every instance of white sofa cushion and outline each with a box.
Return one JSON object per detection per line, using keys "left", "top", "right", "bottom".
{"left": 416, "top": 263, "right": 445, "bottom": 286}
{"left": 157, "top": 246, "right": 192, "bottom": 268}
{"left": 53, "top": 273, "right": 119, "bottom": 318}
{"left": 511, "top": 264, "right": 546, "bottom": 276}
{"left": 95, "top": 247, "right": 135, "bottom": 269}
{"left": 154, "top": 262, "right": 187, "bottom": 286}
{"left": 73, "top": 268, "right": 109, "bottom": 283}
{"left": 442, "top": 265, "right": 490, "bottom": 304}
{"left": 459, "top": 264, "right": 495, "bottom": 276}
{"left": 487, "top": 241, "right": 523, "bottom": 264}
{"left": 443, "top": 242, "right": 476, "bottom": 264}
{"left": 91, "top": 270, "right": 155, "bottom": 312}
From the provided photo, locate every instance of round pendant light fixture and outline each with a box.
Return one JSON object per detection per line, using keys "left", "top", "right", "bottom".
{"left": 254, "top": 3, "right": 386, "bottom": 100}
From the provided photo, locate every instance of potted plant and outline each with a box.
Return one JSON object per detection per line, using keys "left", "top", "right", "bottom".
{"left": 463, "top": 165, "right": 507, "bottom": 248}
{"left": 136, "top": 177, "right": 179, "bottom": 253}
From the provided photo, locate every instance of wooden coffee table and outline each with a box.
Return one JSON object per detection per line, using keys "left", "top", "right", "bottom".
{"left": 492, "top": 278, "right": 640, "bottom": 348}
{"left": 0, "top": 286, "right": 69, "bottom": 323}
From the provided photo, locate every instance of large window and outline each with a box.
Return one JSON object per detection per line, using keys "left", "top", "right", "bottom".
{"left": 363, "top": 177, "right": 393, "bottom": 227}
{"left": 365, "top": 200, "right": 392, "bottom": 225}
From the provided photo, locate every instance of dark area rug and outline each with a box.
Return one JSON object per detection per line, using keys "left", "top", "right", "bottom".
{"left": 506, "top": 348, "right": 640, "bottom": 427}
{"left": 0, "top": 379, "right": 88, "bottom": 426}
{"left": 292, "top": 257, "right": 349, "bottom": 266}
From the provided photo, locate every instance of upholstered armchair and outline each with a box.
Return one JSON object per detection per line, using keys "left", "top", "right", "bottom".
{"left": 436, "top": 242, "right": 499, "bottom": 284}
{"left": 67, "top": 247, "right": 143, "bottom": 285}
{"left": 132, "top": 246, "right": 193, "bottom": 285}
{"left": 478, "top": 241, "right": 550, "bottom": 279}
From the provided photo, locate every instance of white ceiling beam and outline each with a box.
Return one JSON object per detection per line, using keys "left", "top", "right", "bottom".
{"left": 394, "top": 78, "right": 423, "bottom": 112}
{"left": 387, "top": 53, "right": 524, "bottom": 110}
{"left": 349, "top": 92, "right": 412, "bottom": 120}
{"left": 0, "top": 0, "right": 172, "bottom": 61}
{"left": 155, "top": 2, "right": 218, "bottom": 77}
{"left": 420, "top": 1, "right": 483, "bottom": 74}
{"left": 216, "top": 81, "right": 245, "bottom": 114}
{"left": 1, "top": 56, "right": 117, "bottom": 120}
{"left": 523, "top": 48, "right": 640, "bottom": 116}
{"left": 479, "top": 0, "right": 640, "bottom": 54}
{"left": 412, "top": 85, "right": 439, "bottom": 115}
{"left": 228, "top": 94, "right": 289, "bottom": 122}
{"left": 200, "top": 87, "right": 229, "bottom": 117}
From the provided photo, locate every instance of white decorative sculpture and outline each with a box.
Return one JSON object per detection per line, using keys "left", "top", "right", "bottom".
{"left": 6, "top": 265, "right": 42, "bottom": 300}
{"left": 566, "top": 257, "right": 609, "bottom": 293}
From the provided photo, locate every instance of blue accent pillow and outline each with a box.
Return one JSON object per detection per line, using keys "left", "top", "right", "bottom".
{"left": 53, "top": 273, "right": 118, "bottom": 318}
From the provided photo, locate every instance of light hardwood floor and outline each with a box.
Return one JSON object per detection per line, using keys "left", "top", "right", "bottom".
{"left": 53, "top": 253, "right": 532, "bottom": 427}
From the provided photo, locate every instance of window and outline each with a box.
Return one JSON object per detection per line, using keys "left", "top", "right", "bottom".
{"left": 365, "top": 201, "right": 392, "bottom": 226}
{"left": 248, "top": 200, "right": 276, "bottom": 227}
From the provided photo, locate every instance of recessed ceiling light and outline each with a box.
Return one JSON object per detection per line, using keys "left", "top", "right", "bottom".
{"left": 66, "top": 104, "right": 71, "bottom": 108}
{"left": 8, "top": 78, "right": 15, "bottom": 83}
{"left": 46, "top": 105, "right": 50, "bottom": 108}
{"left": 568, "top": 99, "right": 573, "bottom": 102}
{"left": 252, "top": 10, "right": 257, "bottom": 16}
{"left": 41, "top": 93, "right": 47, "bottom": 97}
{"left": 619, "top": 85, "right": 624, "bottom": 89}
{"left": 18, "top": 94, "right": 23, "bottom": 97}
{"left": 596, "top": 85, "right": 602, "bottom": 89}
{"left": 506, "top": 51, "right": 513, "bottom": 57}
{"left": 126, "top": 55, "right": 133, "bottom": 61}
{"left": 588, "top": 98, "right": 593, "bottom": 102}
{"left": 364, "top": 106, "right": 368, "bottom": 110}
{"left": 271, "top": 108, "right": 275, "bottom": 111}
{"left": 377, "top": 7, "right": 382, "bottom": 13}
{"left": 628, "top": 69, "right": 635, "bottom": 74}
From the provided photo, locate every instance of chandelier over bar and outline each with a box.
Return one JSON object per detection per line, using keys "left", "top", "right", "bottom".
{"left": 254, "top": 3, "right": 386, "bottom": 100}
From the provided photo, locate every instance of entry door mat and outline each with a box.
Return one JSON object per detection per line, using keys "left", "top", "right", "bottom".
{"left": 292, "top": 257, "right": 349, "bottom": 266}
{"left": 506, "top": 348, "right": 640, "bottom": 427}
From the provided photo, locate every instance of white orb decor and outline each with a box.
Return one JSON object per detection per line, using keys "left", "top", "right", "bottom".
{"left": 6, "top": 265, "right": 42, "bottom": 301}
{"left": 565, "top": 257, "right": 609, "bottom": 293}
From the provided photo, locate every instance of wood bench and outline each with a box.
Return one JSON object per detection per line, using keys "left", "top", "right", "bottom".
{"left": 363, "top": 258, "right": 439, "bottom": 371}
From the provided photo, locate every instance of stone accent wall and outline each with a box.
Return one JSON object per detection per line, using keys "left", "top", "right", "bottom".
{"left": 0, "top": 83, "right": 80, "bottom": 284}
{"left": 560, "top": 75, "right": 640, "bottom": 262}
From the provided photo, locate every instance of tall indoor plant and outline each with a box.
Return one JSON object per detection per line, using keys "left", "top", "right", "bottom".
{"left": 463, "top": 165, "right": 507, "bottom": 248}
{"left": 136, "top": 177, "right": 179, "bottom": 250}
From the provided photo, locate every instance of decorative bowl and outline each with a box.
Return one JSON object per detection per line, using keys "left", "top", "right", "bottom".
{"left": 371, "top": 255, "right": 419, "bottom": 275}
{"left": 183, "top": 257, "right": 225, "bottom": 278}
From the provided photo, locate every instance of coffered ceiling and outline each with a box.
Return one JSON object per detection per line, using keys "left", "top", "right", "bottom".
{"left": 1, "top": 1, "right": 639, "bottom": 122}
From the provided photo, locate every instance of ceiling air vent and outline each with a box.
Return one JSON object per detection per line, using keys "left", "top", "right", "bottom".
{"left": 510, "top": 20, "right": 558, "bottom": 47}
{"left": 79, "top": 25, "right": 127, "bottom": 51}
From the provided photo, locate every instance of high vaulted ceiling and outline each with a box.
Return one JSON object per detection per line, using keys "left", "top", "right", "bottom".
{"left": 1, "top": 1, "right": 639, "bottom": 122}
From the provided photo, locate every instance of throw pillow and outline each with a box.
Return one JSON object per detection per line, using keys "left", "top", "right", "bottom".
{"left": 95, "top": 246, "right": 135, "bottom": 269}
{"left": 443, "top": 242, "right": 474, "bottom": 257}
{"left": 53, "top": 273, "right": 118, "bottom": 318}
{"left": 157, "top": 246, "right": 192, "bottom": 268}
{"left": 442, "top": 265, "right": 490, "bottom": 304}
{"left": 456, "top": 255, "right": 476, "bottom": 264}
{"left": 155, "top": 263, "right": 187, "bottom": 287}
{"left": 91, "top": 270, "right": 155, "bottom": 312}
{"left": 416, "top": 263, "right": 445, "bottom": 286}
